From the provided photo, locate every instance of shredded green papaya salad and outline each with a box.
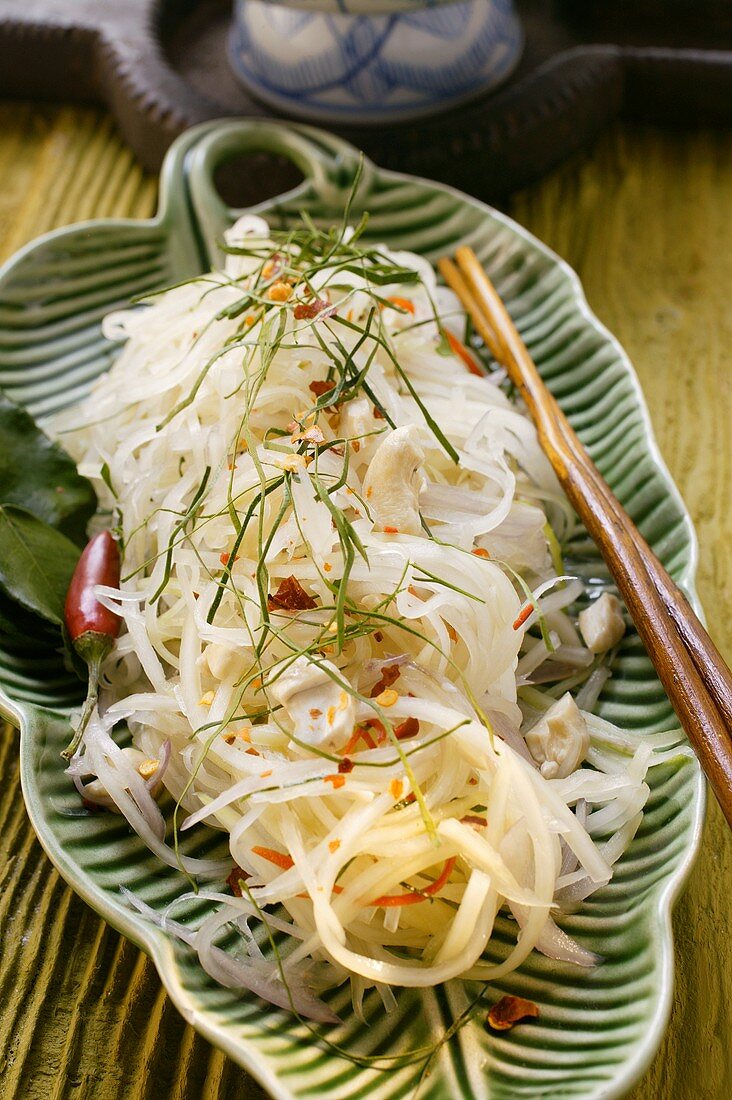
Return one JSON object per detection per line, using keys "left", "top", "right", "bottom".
{"left": 54, "top": 208, "right": 687, "bottom": 1026}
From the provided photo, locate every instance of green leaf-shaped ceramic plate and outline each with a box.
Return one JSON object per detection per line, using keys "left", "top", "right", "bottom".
{"left": 0, "top": 120, "right": 705, "bottom": 1100}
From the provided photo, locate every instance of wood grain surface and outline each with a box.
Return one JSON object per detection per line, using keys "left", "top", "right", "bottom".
{"left": 0, "top": 102, "right": 730, "bottom": 1100}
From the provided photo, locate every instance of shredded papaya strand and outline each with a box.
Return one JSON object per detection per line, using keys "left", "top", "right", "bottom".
{"left": 297, "top": 885, "right": 343, "bottom": 899}
{"left": 370, "top": 857, "right": 456, "bottom": 908}
{"left": 446, "top": 330, "right": 482, "bottom": 376}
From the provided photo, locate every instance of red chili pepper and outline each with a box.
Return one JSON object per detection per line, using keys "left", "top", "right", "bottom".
{"left": 62, "top": 530, "right": 121, "bottom": 759}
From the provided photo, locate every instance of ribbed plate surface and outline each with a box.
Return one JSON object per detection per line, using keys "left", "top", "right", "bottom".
{"left": 0, "top": 120, "right": 705, "bottom": 1100}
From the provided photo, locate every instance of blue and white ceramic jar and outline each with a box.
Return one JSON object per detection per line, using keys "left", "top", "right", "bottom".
{"left": 229, "top": 0, "right": 524, "bottom": 124}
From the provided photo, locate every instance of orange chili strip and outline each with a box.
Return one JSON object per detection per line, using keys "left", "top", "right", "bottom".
{"left": 251, "top": 846, "right": 294, "bottom": 871}
{"left": 364, "top": 718, "right": 386, "bottom": 745}
{"left": 370, "top": 857, "right": 456, "bottom": 908}
{"left": 342, "top": 724, "right": 378, "bottom": 754}
{"left": 395, "top": 716, "right": 420, "bottom": 740}
{"left": 387, "top": 296, "right": 415, "bottom": 314}
{"left": 324, "top": 774, "right": 346, "bottom": 789}
{"left": 512, "top": 603, "right": 535, "bottom": 630}
{"left": 446, "top": 330, "right": 483, "bottom": 376}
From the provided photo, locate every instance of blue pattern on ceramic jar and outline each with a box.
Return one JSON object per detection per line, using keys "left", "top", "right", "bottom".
{"left": 229, "top": 0, "right": 524, "bottom": 123}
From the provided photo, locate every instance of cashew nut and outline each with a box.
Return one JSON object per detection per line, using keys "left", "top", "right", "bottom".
{"left": 578, "top": 592, "right": 626, "bottom": 654}
{"left": 524, "top": 692, "right": 590, "bottom": 779}
{"left": 204, "top": 642, "right": 248, "bottom": 682}
{"left": 362, "top": 424, "right": 425, "bottom": 535}
{"left": 270, "top": 655, "right": 356, "bottom": 748}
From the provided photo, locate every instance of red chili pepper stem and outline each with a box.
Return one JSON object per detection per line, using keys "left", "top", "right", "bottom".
{"left": 61, "top": 632, "right": 114, "bottom": 760}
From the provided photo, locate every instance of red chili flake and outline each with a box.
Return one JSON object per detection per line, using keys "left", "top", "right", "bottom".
{"left": 383, "top": 526, "right": 399, "bottom": 534}
{"left": 220, "top": 551, "right": 239, "bottom": 567}
{"left": 338, "top": 757, "right": 354, "bottom": 774}
{"left": 310, "top": 708, "right": 323, "bottom": 719}
{"left": 324, "top": 774, "right": 346, "bottom": 789}
{"left": 462, "top": 814, "right": 487, "bottom": 827}
{"left": 395, "top": 716, "right": 420, "bottom": 741}
{"left": 294, "top": 298, "right": 333, "bottom": 320}
{"left": 512, "top": 603, "right": 534, "bottom": 630}
{"left": 370, "top": 664, "right": 401, "bottom": 698}
{"left": 486, "top": 996, "right": 540, "bottom": 1032}
{"left": 373, "top": 405, "right": 385, "bottom": 420}
{"left": 472, "top": 547, "right": 490, "bottom": 559}
{"left": 309, "top": 379, "right": 337, "bottom": 402}
{"left": 226, "top": 864, "right": 251, "bottom": 897}
{"left": 374, "top": 631, "right": 383, "bottom": 642}
{"left": 267, "top": 575, "right": 317, "bottom": 612}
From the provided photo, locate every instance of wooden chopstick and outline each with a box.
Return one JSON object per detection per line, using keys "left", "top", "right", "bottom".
{"left": 439, "top": 245, "right": 732, "bottom": 829}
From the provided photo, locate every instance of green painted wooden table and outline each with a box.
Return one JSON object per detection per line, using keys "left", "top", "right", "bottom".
{"left": 0, "top": 103, "right": 731, "bottom": 1099}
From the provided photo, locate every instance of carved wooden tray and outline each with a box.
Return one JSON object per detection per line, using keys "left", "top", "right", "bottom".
{"left": 1, "top": 1, "right": 732, "bottom": 203}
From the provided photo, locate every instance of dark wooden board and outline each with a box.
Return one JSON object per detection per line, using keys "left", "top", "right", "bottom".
{"left": 1, "top": 0, "right": 732, "bottom": 203}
